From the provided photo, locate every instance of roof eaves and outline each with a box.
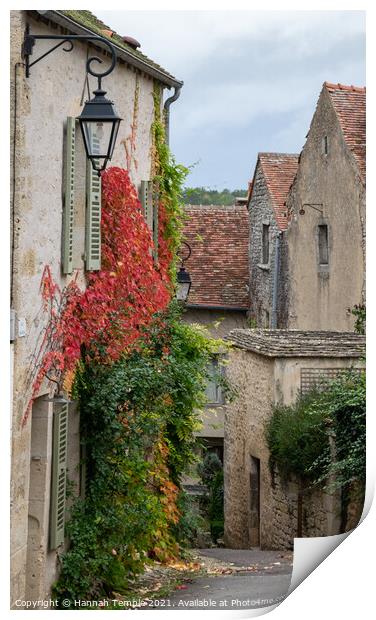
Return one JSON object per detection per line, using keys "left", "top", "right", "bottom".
{"left": 186, "top": 304, "right": 248, "bottom": 312}
{"left": 34, "top": 10, "right": 183, "bottom": 89}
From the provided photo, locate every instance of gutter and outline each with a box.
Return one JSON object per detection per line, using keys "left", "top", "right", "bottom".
{"left": 271, "top": 232, "right": 282, "bottom": 328}
{"left": 163, "top": 86, "right": 182, "bottom": 146}
{"left": 34, "top": 10, "right": 184, "bottom": 89}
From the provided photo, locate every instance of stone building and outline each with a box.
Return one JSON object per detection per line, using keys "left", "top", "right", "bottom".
{"left": 247, "top": 153, "right": 299, "bottom": 328}
{"left": 223, "top": 329, "right": 365, "bottom": 550}
{"left": 10, "top": 10, "right": 182, "bottom": 606}
{"left": 181, "top": 204, "right": 249, "bottom": 466}
{"left": 283, "top": 82, "right": 366, "bottom": 331}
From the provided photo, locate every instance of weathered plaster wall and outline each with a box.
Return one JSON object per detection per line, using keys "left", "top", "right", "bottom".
{"left": 182, "top": 308, "right": 248, "bottom": 338}
{"left": 10, "top": 10, "right": 166, "bottom": 605}
{"left": 273, "top": 356, "right": 364, "bottom": 405}
{"left": 182, "top": 308, "right": 248, "bottom": 440}
{"left": 248, "top": 164, "right": 280, "bottom": 328}
{"left": 285, "top": 87, "right": 365, "bottom": 330}
{"left": 224, "top": 348, "right": 363, "bottom": 550}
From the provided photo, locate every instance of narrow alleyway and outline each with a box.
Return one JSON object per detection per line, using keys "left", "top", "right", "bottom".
{"left": 124, "top": 548, "right": 293, "bottom": 611}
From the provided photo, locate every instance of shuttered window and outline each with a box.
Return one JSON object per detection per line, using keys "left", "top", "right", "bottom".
{"left": 205, "top": 356, "right": 224, "bottom": 405}
{"left": 85, "top": 135, "right": 102, "bottom": 271}
{"left": 152, "top": 187, "right": 159, "bottom": 262}
{"left": 140, "top": 180, "right": 153, "bottom": 230}
{"left": 62, "top": 117, "right": 75, "bottom": 274}
{"left": 49, "top": 401, "right": 69, "bottom": 550}
{"left": 140, "top": 180, "right": 158, "bottom": 260}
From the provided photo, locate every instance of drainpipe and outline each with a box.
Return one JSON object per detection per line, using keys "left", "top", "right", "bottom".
{"left": 163, "top": 85, "right": 182, "bottom": 147}
{"left": 271, "top": 232, "right": 282, "bottom": 329}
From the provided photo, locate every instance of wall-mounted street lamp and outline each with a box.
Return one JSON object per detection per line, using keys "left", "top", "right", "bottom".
{"left": 299, "top": 203, "right": 324, "bottom": 216}
{"left": 22, "top": 26, "right": 122, "bottom": 174}
{"left": 176, "top": 241, "right": 192, "bottom": 303}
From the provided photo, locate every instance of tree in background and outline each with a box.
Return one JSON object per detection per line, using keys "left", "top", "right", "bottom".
{"left": 182, "top": 187, "right": 247, "bottom": 206}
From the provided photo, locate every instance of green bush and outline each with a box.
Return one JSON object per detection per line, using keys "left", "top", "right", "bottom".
{"left": 198, "top": 452, "right": 224, "bottom": 542}
{"left": 172, "top": 491, "right": 208, "bottom": 546}
{"left": 266, "top": 391, "right": 330, "bottom": 483}
{"left": 266, "top": 370, "right": 366, "bottom": 492}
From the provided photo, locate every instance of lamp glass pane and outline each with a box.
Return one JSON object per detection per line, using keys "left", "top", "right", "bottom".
{"left": 108, "top": 120, "right": 121, "bottom": 159}
{"left": 176, "top": 282, "right": 191, "bottom": 302}
{"left": 82, "top": 121, "right": 113, "bottom": 158}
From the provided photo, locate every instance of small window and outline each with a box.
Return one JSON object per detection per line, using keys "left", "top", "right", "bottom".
{"left": 205, "top": 356, "right": 223, "bottom": 404}
{"left": 322, "top": 136, "right": 329, "bottom": 155}
{"left": 318, "top": 224, "right": 329, "bottom": 265}
{"left": 264, "top": 309, "right": 270, "bottom": 328}
{"left": 262, "top": 224, "right": 270, "bottom": 264}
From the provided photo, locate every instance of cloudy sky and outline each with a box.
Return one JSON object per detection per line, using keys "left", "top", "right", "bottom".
{"left": 96, "top": 10, "right": 366, "bottom": 190}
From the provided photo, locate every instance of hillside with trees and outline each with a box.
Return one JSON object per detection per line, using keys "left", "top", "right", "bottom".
{"left": 182, "top": 187, "right": 248, "bottom": 206}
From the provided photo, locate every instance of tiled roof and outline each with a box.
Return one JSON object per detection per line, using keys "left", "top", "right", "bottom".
{"left": 324, "top": 82, "right": 366, "bottom": 180}
{"left": 226, "top": 329, "right": 366, "bottom": 357}
{"left": 256, "top": 153, "right": 299, "bottom": 230}
{"left": 38, "top": 10, "right": 182, "bottom": 87}
{"left": 182, "top": 205, "right": 250, "bottom": 309}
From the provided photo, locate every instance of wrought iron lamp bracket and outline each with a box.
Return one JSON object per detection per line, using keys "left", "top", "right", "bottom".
{"left": 22, "top": 25, "right": 117, "bottom": 85}
{"left": 177, "top": 241, "right": 192, "bottom": 267}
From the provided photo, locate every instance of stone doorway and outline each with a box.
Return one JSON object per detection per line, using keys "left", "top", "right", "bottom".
{"left": 249, "top": 456, "right": 260, "bottom": 547}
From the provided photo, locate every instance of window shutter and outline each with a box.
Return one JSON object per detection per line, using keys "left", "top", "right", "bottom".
{"left": 153, "top": 188, "right": 159, "bottom": 262}
{"left": 85, "top": 136, "right": 101, "bottom": 271}
{"left": 62, "top": 117, "right": 75, "bottom": 274}
{"left": 49, "top": 401, "right": 69, "bottom": 550}
{"left": 140, "top": 180, "right": 148, "bottom": 218}
{"left": 140, "top": 180, "right": 153, "bottom": 231}
{"left": 205, "top": 357, "right": 224, "bottom": 404}
{"left": 140, "top": 181, "right": 158, "bottom": 259}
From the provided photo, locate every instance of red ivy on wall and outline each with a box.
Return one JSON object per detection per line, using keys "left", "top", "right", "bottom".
{"left": 23, "top": 168, "right": 172, "bottom": 426}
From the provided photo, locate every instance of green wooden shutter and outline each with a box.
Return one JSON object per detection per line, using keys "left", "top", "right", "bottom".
{"left": 62, "top": 117, "right": 75, "bottom": 274}
{"left": 49, "top": 402, "right": 69, "bottom": 550}
{"left": 153, "top": 188, "right": 159, "bottom": 262}
{"left": 140, "top": 180, "right": 153, "bottom": 231}
{"left": 140, "top": 180, "right": 148, "bottom": 218}
{"left": 85, "top": 136, "right": 101, "bottom": 271}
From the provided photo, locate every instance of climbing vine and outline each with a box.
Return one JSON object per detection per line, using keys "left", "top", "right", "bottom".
{"left": 23, "top": 167, "right": 171, "bottom": 425}
{"left": 123, "top": 73, "right": 140, "bottom": 173}
{"left": 152, "top": 84, "right": 189, "bottom": 275}
{"left": 53, "top": 306, "right": 221, "bottom": 603}
{"left": 25, "top": 103, "right": 212, "bottom": 602}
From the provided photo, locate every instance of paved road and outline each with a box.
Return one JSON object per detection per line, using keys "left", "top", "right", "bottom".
{"left": 196, "top": 547, "right": 293, "bottom": 575}
{"left": 150, "top": 548, "right": 293, "bottom": 611}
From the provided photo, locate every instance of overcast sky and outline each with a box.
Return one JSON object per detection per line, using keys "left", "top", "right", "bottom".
{"left": 96, "top": 10, "right": 366, "bottom": 190}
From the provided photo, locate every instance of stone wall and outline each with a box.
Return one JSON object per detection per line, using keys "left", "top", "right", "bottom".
{"left": 285, "top": 87, "right": 365, "bottom": 330}
{"left": 248, "top": 163, "right": 280, "bottom": 328}
{"left": 224, "top": 348, "right": 274, "bottom": 548}
{"left": 10, "top": 10, "right": 168, "bottom": 605}
{"left": 224, "top": 347, "right": 363, "bottom": 550}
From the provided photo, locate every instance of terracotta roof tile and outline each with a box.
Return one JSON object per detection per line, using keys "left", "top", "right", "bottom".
{"left": 324, "top": 82, "right": 366, "bottom": 180}
{"left": 257, "top": 153, "right": 299, "bottom": 230}
{"left": 182, "top": 205, "right": 249, "bottom": 308}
